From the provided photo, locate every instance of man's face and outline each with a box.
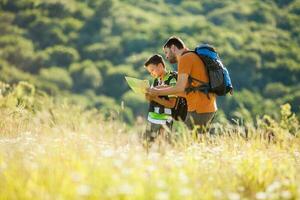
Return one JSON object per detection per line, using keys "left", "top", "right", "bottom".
{"left": 146, "top": 64, "right": 163, "bottom": 78}
{"left": 163, "top": 47, "right": 177, "bottom": 64}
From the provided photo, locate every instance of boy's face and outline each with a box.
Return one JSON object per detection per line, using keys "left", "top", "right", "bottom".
{"left": 146, "top": 63, "right": 164, "bottom": 78}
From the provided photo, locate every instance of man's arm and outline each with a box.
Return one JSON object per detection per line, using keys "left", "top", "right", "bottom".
{"left": 147, "top": 73, "right": 188, "bottom": 96}
{"left": 151, "top": 97, "right": 176, "bottom": 108}
{"left": 145, "top": 94, "right": 177, "bottom": 108}
{"left": 151, "top": 86, "right": 186, "bottom": 98}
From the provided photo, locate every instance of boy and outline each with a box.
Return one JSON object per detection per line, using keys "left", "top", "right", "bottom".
{"left": 144, "top": 54, "right": 178, "bottom": 143}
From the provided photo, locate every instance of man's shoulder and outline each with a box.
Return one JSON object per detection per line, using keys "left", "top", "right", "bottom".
{"left": 181, "top": 51, "right": 197, "bottom": 60}
{"left": 180, "top": 51, "right": 204, "bottom": 66}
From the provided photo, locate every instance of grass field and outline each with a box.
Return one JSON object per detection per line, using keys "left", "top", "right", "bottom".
{"left": 0, "top": 83, "right": 299, "bottom": 200}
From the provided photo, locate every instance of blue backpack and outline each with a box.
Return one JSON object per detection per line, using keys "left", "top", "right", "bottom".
{"left": 185, "top": 44, "right": 233, "bottom": 97}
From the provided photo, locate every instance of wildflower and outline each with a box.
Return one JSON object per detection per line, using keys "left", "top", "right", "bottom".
{"left": 179, "top": 188, "right": 192, "bottom": 196}
{"left": 0, "top": 162, "right": 7, "bottom": 173}
{"left": 213, "top": 190, "right": 223, "bottom": 199}
{"left": 118, "top": 183, "right": 133, "bottom": 195}
{"left": 146, "top": 165, "right": 156, "bottom": 172}
{"left": 266, "top": 181, "right": 281, "bottom": 193}
{"left": 281, "top": 179, "right": 291, "bottom": 186}
{"left": 256, "top": 192, "right": 267, "bottom": 200}
{"left": 113, "top": 159, "right": 123, "bottom": 168}
{"left": 155, "top": 191, "right": 169, "bottom": 200}
{"left": 71, "top": 172, "right": 83, "bottom": 182}
{"left": 237, "top": 186, "right": 245, "bottom": 192}
{"left": 281, "top": 191, "right": 292, "bottom": 199}
{"left": 77, "top": 184, "right": 91, "bottom": 196}
{"left": 178, "top": 171, "right": 189, "bottom": 184}
{"left": 156, "top": 180, "right": 167, "bottom": 189}
{"left": 228, "top": 192, "right": 240, "bottom": 200}
{"left": 121, "top": 168, "right": 131, "bottom": 176}
{"left": 101, "top": 149, "right": 114, "bottom": 157}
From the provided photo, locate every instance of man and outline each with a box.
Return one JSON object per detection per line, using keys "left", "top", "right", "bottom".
{"left": 147, "top": 36, "right": 217, "bottom": 134}
{"left": 144, "top": 54, "right": 177, "bottom": 142}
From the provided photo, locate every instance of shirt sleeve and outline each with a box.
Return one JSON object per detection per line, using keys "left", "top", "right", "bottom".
{"left": 178, "top": 54, "right": 192, "bottom": 75}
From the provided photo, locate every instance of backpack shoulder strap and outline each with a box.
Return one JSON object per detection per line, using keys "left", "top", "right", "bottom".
{"left": 152, "top": 78, "right": 159, "bottom": 87}
{"left": 165, "top": 71, "right": 177, "bottom": 85}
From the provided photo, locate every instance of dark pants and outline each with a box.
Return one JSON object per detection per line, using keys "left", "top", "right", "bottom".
{"left": 185, "top": 111, "right": 215, "bottom": 134}
{"left": 144, "top": 121, "right": 173, "bottom": 142}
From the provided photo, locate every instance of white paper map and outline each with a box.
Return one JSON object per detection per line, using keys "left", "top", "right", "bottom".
{"left": 125, "top": 76, "right": 150, "bottom": 95}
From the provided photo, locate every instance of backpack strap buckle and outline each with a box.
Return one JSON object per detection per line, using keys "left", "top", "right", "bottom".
{"left": 186, "top": 76, "right": 211, "bottom": 99}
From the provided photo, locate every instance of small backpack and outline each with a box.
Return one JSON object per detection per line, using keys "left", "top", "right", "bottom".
{"left": 171, "top": 96, "right": 187, "bottom": 121}
{"left": 185, "top": 44, "right": 233, "bottom": 96}
{"left": 165, "top": 72, "right": 187, "bottom": 121}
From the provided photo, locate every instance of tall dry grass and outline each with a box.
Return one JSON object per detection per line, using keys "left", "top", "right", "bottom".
{"left": 0, "top": 82, "right": 299, "bottom": 200}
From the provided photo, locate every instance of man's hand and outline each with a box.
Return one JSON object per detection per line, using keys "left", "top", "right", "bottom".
{"left": 155, "top": 85, "right": 171, "bottom": 89}
{"left": 146, "top": 87, "right": 160, "bottom": 96}
{"left": 146, "top": 74, "right": 188, "bottom": 97}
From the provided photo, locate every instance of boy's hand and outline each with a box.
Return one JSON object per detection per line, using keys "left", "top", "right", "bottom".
{"left": 145, "top": 93, "right": 151, "bottom": 101}
{"left": 145, "top": 92, "right": 158, "bottom": 101}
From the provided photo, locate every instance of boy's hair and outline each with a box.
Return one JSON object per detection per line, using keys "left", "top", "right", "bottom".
{"left": 163, "top": 36, "right": 185, "bottom": 49}
{"left": 144, "top": 54, "right": 165, "bottom": 68}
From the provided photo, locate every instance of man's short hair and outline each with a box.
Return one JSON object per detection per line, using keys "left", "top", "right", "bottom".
{"left": 144, "top": 54, "right": 165, "bottom": 68}
{"left": 163, "top": 36, "right": 185, "bottom": 49}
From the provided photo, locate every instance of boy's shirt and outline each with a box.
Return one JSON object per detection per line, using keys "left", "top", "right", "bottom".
{"left": 147, "top": 71, "right": 177, "bottom": 125}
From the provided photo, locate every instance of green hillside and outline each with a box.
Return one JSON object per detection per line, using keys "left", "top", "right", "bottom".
{"left": 1, "top": 0, "right": 300, "bottom": 123}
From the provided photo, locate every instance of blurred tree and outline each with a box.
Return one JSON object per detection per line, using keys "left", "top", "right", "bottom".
{"left": 274, "top": 0, "right": 294, "bottom": 8}
{"left": 227, "top": 52, "right": 261, "bottom": 90}
{"left": 43, "top": 45, "right": 80, "bottom": 68}
{"left": 181, "top": 1, "right": 203, "bottom": 14}
{"left": 38, "top": 2, "right": 71, "bottom": 18}
{"left": 14, "top": 9, "right": 41, "bottom": 28}
{"left": 69, "top": 60, "right": 102, "bottom": 92}
{"left": 39, "top": 67, "right": 73, "bottom": 90}
{"left": 264, "top": 82, "right": 290, "bottom": 99}
{"left": 28, "top": 17, "right": 68, "bottom": 48}
{"left": 102, "top": 65, "right": 138, "bottom": 98}
{"left": 288, "top": 1, "right": 300, "bottom": 15}
{"left": 77, "top": 0, "right": 114, "bottom": 48}
{"left": 83, "top": 36, "right": 123, "bottom": 63}
{"left": 122, "top": 91, "right": 147, "bottom": 117}
{"left": 0, "top": 12, "right": 24, "bottom": 35}
{"left": 0, "top": 0, "right": 299, "bottom": 121}
{"left": 0, "top": 35, "right": 37, "bottom": 72}
{"left": 0, "top": 61, "right": 36, "bottom": 84}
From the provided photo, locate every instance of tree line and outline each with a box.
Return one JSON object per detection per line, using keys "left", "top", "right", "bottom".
{"left": 0, "top": 0, "right": 299, "bottom": 123}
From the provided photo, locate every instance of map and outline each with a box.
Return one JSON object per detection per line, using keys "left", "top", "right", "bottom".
{"left": 125, "top": 76, "right": 150, "bottom": 95}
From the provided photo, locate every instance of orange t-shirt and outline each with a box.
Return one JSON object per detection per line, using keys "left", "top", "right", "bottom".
{"left": 178, "top": 52, "right": 217, "bottom": 113}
